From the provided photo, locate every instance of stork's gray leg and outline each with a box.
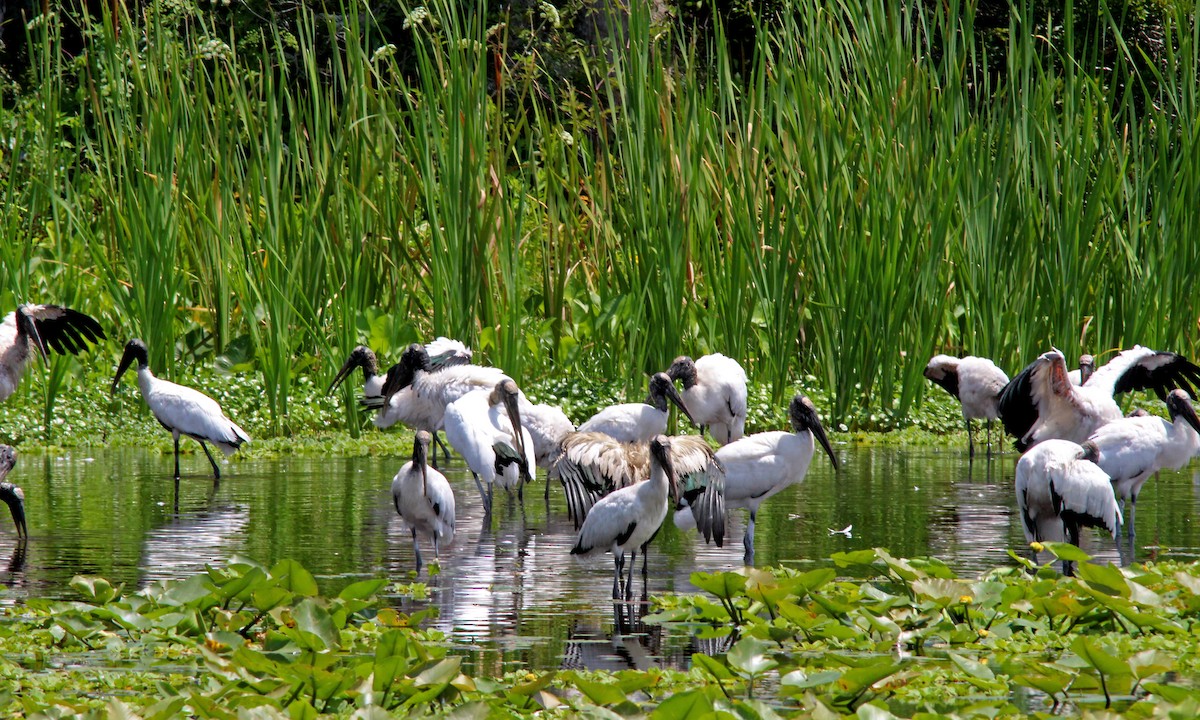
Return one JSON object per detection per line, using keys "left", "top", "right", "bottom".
{"left": 199, "top": 441, "right": 221, "bottom": 480}
{"left": 612, "top": 553, "right": 624, "bottom": 599}
{"left": 434, "top": 432, "right": 453, "bottom": 464}
{"left": 625, "top": 549, "right": 636, "bottom": 599}
{"left": 966, "top": 417, "right": 975, "bottom": 460}
{"left": 1127, "top": 495, "right": 1138, "bottom": 543}
{"left": 173, "top": 436, "right": 181, "bottom": 479}
{"left": 744, "top": 510, "right": 757, "bottom": 566}
{"left": 986, "top": 419, "right": 994, "bottom": 459}
{"left": 412, "top": 527, "right": 424, "bottom": 573}
{"left": 1063, "top": 525, "right": 1080, "bottom": 576}
{"left": 472, "top": 472, "right": 491, "bottom": 515}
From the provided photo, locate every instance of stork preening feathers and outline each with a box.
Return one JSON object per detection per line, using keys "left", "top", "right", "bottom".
{"left": 571, "top": 435, "right": 683, "bottom": 600}
{"left": 999, "top": 346, "right": 1200, "bottom": 451}
{"left": 0, "top": 445, "right": 27, "bottom": 538}
{"left": 392, "top": 431, "right": 456, "bottom": 573}
{"left": 666, "top": 354, "right": 748, "bottom": 445}
{"left": 112, "top": 339, "right": 250, "bottom": 480}
{"left": 1, "top": 304, "right": 105, "bottom": 402}
{"left": 1015, "top": 439, "right": 1122, "bottom": 575}
{"left": 675, "top": 393, "right": 838, "bottom": 565}
{"left": 1082, "top": 389, "right": 1200, "bottom": 546}
{"left": 924, "top": 355, "right": 1009, "bottom": 459}
{"left": 443, "top": 378, "right": 535, "bottom": 515}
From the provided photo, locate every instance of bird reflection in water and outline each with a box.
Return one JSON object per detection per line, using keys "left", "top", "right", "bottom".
{"left": 561, "top": 599, "right": 664, "bottom": 672}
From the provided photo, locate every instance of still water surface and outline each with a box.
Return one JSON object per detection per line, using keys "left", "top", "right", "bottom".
{"left": 2, "top": 444, "right": 1199, "bottom": 672}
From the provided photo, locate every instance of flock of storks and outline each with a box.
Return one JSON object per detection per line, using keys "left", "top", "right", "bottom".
{"left": 3, "top": 302, "right": 1200, "bottom": 596}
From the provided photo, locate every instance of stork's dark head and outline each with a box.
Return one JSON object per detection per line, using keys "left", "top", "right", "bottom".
{"left": 1078, "top": 354, "right": 1096, "bottom": 385}
{"left": 111, "top": 339, "right": 150, "bottom": 394}
{"left": 491, "top": 379, "right": 530, "bottom": 481}
{"left": 327, "top": 345, "right": 379, "bottom": 394}
{"left": 380, "top": 344, "right": 431, "bottom": 398}
{"left": 649, "top": 435, "right": 678, "bottom": 502}
{"left": 647, "top": 372, "right": 695, "bottom": 426}
{"left": 666, "top": 356, "right": 698, "bottom": 389}
{"left": 1079, "top": 440, "right": 1101, "bottom": 465}
{"left": 1167, "top": 389, "right": 1200, "bottom": 435}
{"left": 15, "top": 305, "right": 48, "bottom": 365}
{"left": 0, "top": 446, "right": 26, "bottom": 539}
{"left": 789, "top": 394, "right": 839, "bottom": 470}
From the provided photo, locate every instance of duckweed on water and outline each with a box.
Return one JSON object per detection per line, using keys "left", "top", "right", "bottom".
{"left": 3, "top": 548, "right": 1200, "bottom": 718}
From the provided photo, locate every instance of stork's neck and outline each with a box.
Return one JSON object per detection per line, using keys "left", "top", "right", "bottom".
{"left": 1166, "top": 416, "right": 1200, "bottom": 467}
{"left": 136, "top": 365, "right": 156, "bottom": 397}
{"left": 643, "top": 463, "right": 671, "bottom": 507}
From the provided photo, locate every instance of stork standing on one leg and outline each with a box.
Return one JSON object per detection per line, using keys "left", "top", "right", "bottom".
{"left": 111, "top": 339, "right": 250, "bottom": 481}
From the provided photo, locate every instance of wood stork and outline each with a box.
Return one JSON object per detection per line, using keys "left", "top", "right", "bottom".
{"left": 924, "top": 354, "right": 1010, "bottom": 459}
{"left": 1, "top": 303, "right": 105, "bottom": 402}
{"left": 571, "top": 435, "right": 679, "bottom": 600}
{"left": 0, "top": 445, "right": 27, "bottom": 538}
{"left": 392, "top": 430, "right": 456, "bottom": 573}
{"left": 1081, "top": 389, "right": 1200, "bottom": 546}
{"left": 1068, "top": 354, "right": 1096, "bottom": 386}
{"left": 328, "top": 339, "right": 470, "bottom": 466}
{"left": 443, "top": 379, "right": 535, "bottom": 515}
{"left": 365, "top": 343, "right": 510, "bottom": 427}
{"left": 666, "top": 354, "right": 748, "bottom": 445}
{"left": 998, "top": 346, "right": 1200, "bottom": 451}
{"left": 577, "top": 372, "right": 695, "bottom": 444}
{"left": 111, "top": 339, "right": 250, "bottom": 480}
{"left": 555, "top": 432, "right": 725, "bottom": 549}
{"left": 675, "top": 393, "right": 838, "bottom": 565}
{"left": 515, "top": 397, "right": 576, "bottom": 499}
{"left": 1015, "top": 439, "right": 1122, "bottom": 574}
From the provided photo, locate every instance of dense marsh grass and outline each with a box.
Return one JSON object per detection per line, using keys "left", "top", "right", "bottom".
{"left": 1, "top": 0, "right": 1197, "bottom": 435}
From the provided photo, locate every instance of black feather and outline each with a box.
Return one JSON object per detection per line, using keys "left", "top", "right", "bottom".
{"left": 998, "top": 358, "right": 1040, "bottom": 451}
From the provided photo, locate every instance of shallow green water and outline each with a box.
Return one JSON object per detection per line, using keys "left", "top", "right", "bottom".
{"left": 1, "top": 444, "right": 1198, "bottom": 672}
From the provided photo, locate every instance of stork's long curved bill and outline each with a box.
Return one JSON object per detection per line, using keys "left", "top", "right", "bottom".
{"left": 1178, "top": 396, "right": 1200, "bottom": 435}
{"left": 111, "top": 346, "right": 137, "bottom": 395}
{"left": 502, "top": 390, "right": 531, "bottom": 481}
{"left": 327, "top": 354, "right": 365, "bottom": 394}
{"left": 18, "top": 311, "right": 48, "bottom": 366}
{"left": 663, "top": 382, "right": 696, "bottom": 427}
{"left": 8, "top": 498, "right": 26, "bottom": 539}
{"left": 811, "top": 415, "right": 839, "bottom": 470}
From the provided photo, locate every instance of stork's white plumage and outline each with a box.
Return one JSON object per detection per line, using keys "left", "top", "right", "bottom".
{"left": 1, "top": 304, "right": 105, "bottom": 402}
{"left": 443, "top": 379, "right": 534, "bottom": 514}
{"left": 392, "top": 431, "right": 456, "bottom": 573}
{"left": 571, "top": 435, "right": 679, "bottom": 600}
{"left": 577, "top": 373, "right": 695, "bottom": 443}
{"left": 1015, "top": 439, "right": 1122, "bottom": 574}
{"left": 368, "top": 343, "right": 509, "bottom": 421}
{"left": 0, "top": 445, "right": 27, "bottom": 538}
{"left": 555, "top": 433, "right": 725, "bottom": 547}
{"left": 999, "top": 346, "right": 1200, "bottom": 451}
{"left": 518, "top": 398, "right": 575, "bottom": 470}
{"left": 924, "top": 354, "right": 1009, "bottom": 458}
{"left": 666, "top": 354, "right": 748, "bottom": 445}
{"left": 1083, "top": 389, "right": 1200, "bottom": 544}
{"left": 675, "top": 394, "right": 838, "bottom": 565}
{"left": 112, "top": 339, "right": 250, "bottom": 480}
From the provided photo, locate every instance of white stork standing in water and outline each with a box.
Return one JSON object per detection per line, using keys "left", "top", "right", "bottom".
{"left": 571, "top": 435, "right": 682, "bottom": 600}
{"left": 998, "top": 346, "right": 1200, "bottom": 451}
{"left": 443, "top": 379, "right": 535, "bottom": 515}
{"left": 391, "top": 431, "right": 456, "bottom": 573}
{"left": 0, "top": 445, "right": 27, "bottom": 538}
{"left": 924, "top": 354, "right": 1009, "bottom": 459}
{"left": 1, "top": 304, "right": 105, "bottom": 402}
{"left": 577, "top": 373, "right": 696, "bottom": 443}
{"left": 666, "top": 354, "right": 748, "bottom": 445}
{"left": 328, "top": 339, "right": 471, "bottom": 465}
{"left": 554, "top": 432, "right": 725, "bottom": 549}
{"left": 675, "top": 393, "right": 838, "bottom": 565}
{"left": 1015, "top": 439, "right": 1122, "bottom": 575}
{"left": 112, "top": 339, "right": 250, "bottom": 481}
{"left": 1082, "top": 389, "right": 1200, "bottom": 548}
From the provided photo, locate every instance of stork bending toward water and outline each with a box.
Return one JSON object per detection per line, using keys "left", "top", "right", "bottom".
{"left": 666, "top": 354, "right": 748, "bottom": 445}
{"left": 112, "top": 339, "right": 250, "bottom": 481}
{"left": 443, "top": 379, "right": 535, "bottom": 515}
{"left": 924, "top": 354, "right": 1009, "bottom": 459}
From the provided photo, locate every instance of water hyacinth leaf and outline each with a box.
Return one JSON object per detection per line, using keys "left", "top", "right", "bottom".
{"left": 876, "top": 549, "right": 923, "bottom": 581}
{"left": 1142, "top": 682, "right": 1200, "bottom": 703}
{"left": 795, "top": 568, "right": 838, "bottom": 594}
{"left": 833, "top": 660, "right": 906, "bottom": 697}
{"left": 948, "top": 652, "right": 995, "bottom": 681}
{"left": 572, "top": 677, "right": 628, "bottom": 706}
{"left": 692, "top": 652, "right": 736, "bottom": 681}
{"left": 163, "top": 574, "right": 215, "bottom": 607}
{"left": 293, "top": 598, "right": 339, "bottom": 650}
{"left": 288, "top": 699, "right": 318, "bottom": 720}
{"left": 652, "top": 689, "right": 715, "bottom": 718}
{"left": 1128, "top": 649, "right": 1175, "bottom": 680}
{"left": 272, "top": 560, "right": 320, "bottom": 596}
{"left": 781, "top": 669, "right": 843, "bottom": 691}
{"left": 414, "top": 657, "right": 461, "bottom": 687}
{"left": 855, "top": 703, "right": 902, "bottom": 720}
{"left": 1043, "top": 542, "right": 1091, "bottom": 563}
{"left": 1071, "top": 636, "right": 1130, "bottom": 677}
{"left": 337, "top": 578, "right": 388, "bottom": 601}
{"left": 727, "top": 637, "right": 778, "bottom": 676}
{"left": 691, "top": 571, "right": 748, "bottom": 600}
{"left": 1075, "top": 562, "right": 1131, "bottom": 597}
{"left": 831, "top": 550, "right": 879, "bottom": 569}
{"left": 70, "top": 575, "right": 121, "bottom": 605}
{"left": 1174, "top": 571, "right": 1200, "bottom": 596}
{"left": 509, "top": 671, "right": 556, "bottom": 696}
{"left": 911, "top": 578, "right": 973, "bottom": 606}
